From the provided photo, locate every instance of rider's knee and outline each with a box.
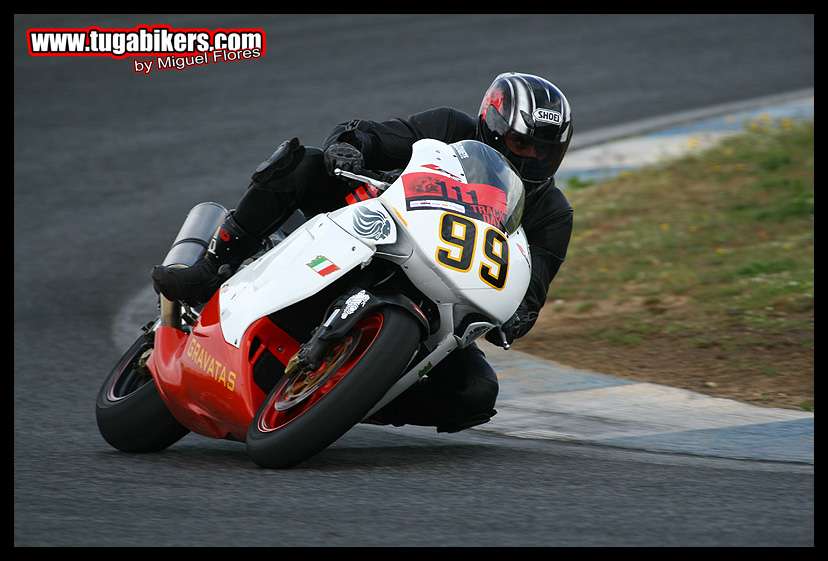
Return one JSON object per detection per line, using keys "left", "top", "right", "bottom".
{"left": 479, "top": 377, "right": 499, "bottom": 410}
{"left": 293, "top": 146, "right": 326, "bottom": 180}
{"left": 248, "top": 140, "right": 328, "bottom": 195}
{"left": 250, "top": 137, "right": 307, "bottom": 188}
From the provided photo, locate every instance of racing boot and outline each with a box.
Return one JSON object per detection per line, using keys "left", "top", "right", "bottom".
{"left": 151, "top": 212, "right": 264, "bottom": 307}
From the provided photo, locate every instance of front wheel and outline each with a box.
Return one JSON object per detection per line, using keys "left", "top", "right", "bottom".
{"left": 96, "top": 330, "right": 189, "bottom": 452}
{"left": 246, "top": 306, "right": 421, "bottom": 468}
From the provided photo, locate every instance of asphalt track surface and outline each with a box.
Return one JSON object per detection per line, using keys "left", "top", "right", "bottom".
{"left": 14, "top": 14, "right": 814, "bottom": 546}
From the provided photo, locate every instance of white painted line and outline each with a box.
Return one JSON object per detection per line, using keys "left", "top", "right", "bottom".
{"left": 569, "top": 87, "right": 813, "bottom": 150}
{"left": 563, "top": 131, "right": 736, "bottom": 171}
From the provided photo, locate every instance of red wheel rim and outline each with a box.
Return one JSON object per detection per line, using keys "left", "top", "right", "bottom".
{"left": 257, "top": 313, "right": 384, "bottom": 432}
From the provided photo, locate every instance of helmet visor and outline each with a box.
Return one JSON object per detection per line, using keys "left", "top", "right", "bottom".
{"left": 503, "top": 130, "right": 567, "bottom": 182}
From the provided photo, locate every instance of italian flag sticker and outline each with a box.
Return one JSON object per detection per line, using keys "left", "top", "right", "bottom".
{"left": 307, "top": 255, "right": 340, "bottom": 276}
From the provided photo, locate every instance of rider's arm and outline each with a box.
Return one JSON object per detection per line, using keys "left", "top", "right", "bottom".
{"left": 322, "top": 107, "right": 477, "bottom": 170}
{"left": 512, "top": 183, "right": 574, "bottom": 339}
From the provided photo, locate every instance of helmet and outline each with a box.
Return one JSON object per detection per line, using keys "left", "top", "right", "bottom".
{"left": 477, "top": 72, "right": 573, "bottom": 185}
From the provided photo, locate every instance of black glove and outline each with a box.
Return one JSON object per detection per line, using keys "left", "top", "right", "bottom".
{"left": 323, "top": 142, "right": 364, "bottom": 176}
{"left": 485, "top": 307, "right": 535, "bottom": 347}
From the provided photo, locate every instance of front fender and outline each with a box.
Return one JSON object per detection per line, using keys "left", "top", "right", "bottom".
{"left": 218, "top": 214, "right": 375, "bottom": 347}
{"left": 325, "top": 289, "right": 431, "bottom": 341}
{"left": 288, "top": 288, "right": 430, "bottom": 372}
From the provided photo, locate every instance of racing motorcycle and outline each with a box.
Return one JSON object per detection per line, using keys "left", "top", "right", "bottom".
{"left": 96, "top": 138, "right": 531, "bottom": 468}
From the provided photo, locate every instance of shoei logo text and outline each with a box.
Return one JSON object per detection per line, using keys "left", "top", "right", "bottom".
{"left": 533, "top": 108, "right": 562, "bottom": 125}
{"left": 26, "top": 25, "right": 265, "bottom": 75}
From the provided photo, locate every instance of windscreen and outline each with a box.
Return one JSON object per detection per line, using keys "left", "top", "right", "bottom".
{"left": 399, "top": 140, "right": 525, "bottom": 233}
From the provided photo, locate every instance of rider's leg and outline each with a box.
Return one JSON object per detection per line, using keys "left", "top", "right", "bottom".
{"left": 152, "top": 140, "right": 342, "bottom": 306}
{"left": 365, "top": 343, "right": 499, "bottom": 433}
{"left": 233, "top": 144, "right": 346, "bottom": 237}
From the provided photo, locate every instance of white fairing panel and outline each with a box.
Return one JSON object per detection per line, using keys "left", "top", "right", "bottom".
{"left": 379, "top": 139, "right": 531, "bottom": 323}
{"left": 218, "top": 214, "right": 374, "bottom": 346}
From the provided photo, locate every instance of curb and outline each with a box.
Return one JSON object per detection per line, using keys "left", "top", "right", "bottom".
{"left": 477, "top": 343, "right": 813, "bottom": 464}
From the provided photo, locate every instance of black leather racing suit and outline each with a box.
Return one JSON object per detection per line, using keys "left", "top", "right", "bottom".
{"left": 232, "top": 107, "right": 573, "bottom": 432}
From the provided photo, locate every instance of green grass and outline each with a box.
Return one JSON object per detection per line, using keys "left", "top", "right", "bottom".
{"left": 564, "top": 176, "right": 597, "bottom": 190}
{"left": 557, "top": 119, "right": 813, "bottom": 324}
{"left": 540, "top": 118, "right": 813, "bottom": 409}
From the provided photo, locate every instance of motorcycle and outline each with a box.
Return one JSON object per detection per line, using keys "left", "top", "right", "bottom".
{"left": 96, "top": 138, "right": 531, "bottom": 468}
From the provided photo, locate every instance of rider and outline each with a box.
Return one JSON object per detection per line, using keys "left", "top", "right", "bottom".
{"left": 152, "top": 72, "right": 574, "bottom": 433}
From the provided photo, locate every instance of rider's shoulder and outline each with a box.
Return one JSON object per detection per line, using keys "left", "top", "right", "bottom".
{"left": 409, "top": 106, "right": 476, "bottom": 129}
{"left": 405, "top": 107, "right": 476, "bottom": 143}
{"left": 528, "top": 178, "right": 573, "bottom": 210}
{"left": 409, "top": 105, "right": 470, "bottom": 119}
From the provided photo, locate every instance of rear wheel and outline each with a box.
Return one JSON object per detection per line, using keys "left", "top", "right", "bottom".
{"left": 96, "top": 330, "right": 189, "bottom": 452}
{"left": 246, "top": 306, "right": 420, "bottom": 468}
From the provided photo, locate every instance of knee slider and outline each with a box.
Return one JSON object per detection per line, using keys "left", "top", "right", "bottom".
{"left": 250, "top": 137, "right": 306, "bottom": 186}
{"left": 459, "top": 376, "right": 499, "bottom": 414}
{"left": 479, "top": 378, "right": 499, "bottom": 410}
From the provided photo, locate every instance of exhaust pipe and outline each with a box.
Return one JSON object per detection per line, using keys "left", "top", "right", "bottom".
{"left": 159, "top": 202, "right": 228, "bottom": 328}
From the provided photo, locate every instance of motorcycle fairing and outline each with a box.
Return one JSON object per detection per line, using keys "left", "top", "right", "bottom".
{"left": 148, "top": 295, "right": 301, "bottom": 440}
{"left": 146, "top": 139, "right": 530, "bottom": 443}
{"left": 377, "top": 139, "right": 532, "bottom": 324}
{"left": 218, "top": 213, "right": 376, "bottom": 347}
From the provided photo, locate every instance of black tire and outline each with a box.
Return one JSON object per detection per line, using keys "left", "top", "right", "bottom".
{"left": 96, "top": 330, "right": 190, "bottom": 453}
{"left": 246, "top": 306, "right": 421, "bottom": 469}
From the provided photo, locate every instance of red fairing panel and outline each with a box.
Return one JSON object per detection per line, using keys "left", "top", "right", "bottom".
{"left": 148, "top": 293, "right": 300, "bottom": 441}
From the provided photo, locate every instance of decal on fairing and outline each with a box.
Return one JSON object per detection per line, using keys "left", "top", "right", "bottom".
{"left": 421, "top": 163, "right": 463, "bottom": 181}
{"left": 185, "top": 337, "right": 237, "bottom": 392}
{"left": 401, "top": 172, "right": 509, "bottom": 230}
{"left": 306, "top": 255, "right": 340, "bottom": 276}
{"left": 409, "top": 199, "right": 465, "bottom": 213}
{"left": 340, "top": 290, "right": 370, "bottom": 319}
{"left": 352, "top": 206, "right": 392, "bottom": 240}
{"left": 517, "top": 243, "right": 531, "bottom": 267}
{"left": 416, "top": 361, "right": 433, "bottom": 377}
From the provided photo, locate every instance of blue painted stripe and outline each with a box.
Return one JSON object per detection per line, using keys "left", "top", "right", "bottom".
{"left": 602, "top": 418, "right": 814, "bottom": 464}
{"left": 495, "top": 374, "right": 633, "bottom": 401}
{"left": 557, "top": 167, "right": 637, "bottom": 186}
{"left": 647, "top": 101, "right": 813, "bottom": 138}
{"left": 485, "top": 349, "right": 634, "bottom": 400}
